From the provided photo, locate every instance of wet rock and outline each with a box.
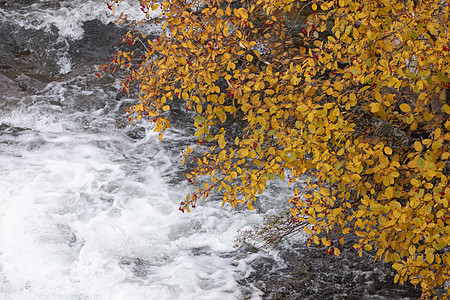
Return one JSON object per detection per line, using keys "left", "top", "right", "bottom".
{"left": 242, "top": 241, "right": 422, "bottom": 300}
{"left": 68, "top": 20, "right": 155, "bottom": 66}
{"left": 0, "top": 74, "right": 22, "bottom": 95}
{"left": 0, "top": 0, "right": 41, "bottom": 8}
{"left": 0, "top": 123, "right": 30, "bottom": 136}
{"left": 0, "top": 43, "right": 16, "bottom": 64}
{"left": 0, "top": 21, "right": 63, "bottom": 75}
{"left": 0, "top": 16, "right": 155, "bottom": 77}
{"left": 119, "top": 256, "right": 153, "bottom": 278}
{"left": 0, "top": 0, "right": 62, "bottom": 9}
{"left": 115, "top": 121, "right": 128, "bottom": 129}
{"left": 126, "top": 127, "right": 146, "bottom": 139}
{"left": 68, "top": 20, "right": 124, "bottom": 65}
{"left": 16, "top": 73, "right": 47, "bottom": 93}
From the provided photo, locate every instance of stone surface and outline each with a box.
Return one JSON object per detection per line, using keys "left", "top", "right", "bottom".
{"left": 16, "top": 73, "right": 47, "bottom": 94}
{"left": 0, "top": 123, "right": 30, "bottom": 136}
{"left": 0, "top": 73, "right": 25, "bottom": 97}
{"left": 241, "top": 239, "right": 422, "bottom": 300}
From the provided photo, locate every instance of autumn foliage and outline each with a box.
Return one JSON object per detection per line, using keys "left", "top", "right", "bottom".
{"left": 100, "top": 0, "right": 450, "bottom": 297}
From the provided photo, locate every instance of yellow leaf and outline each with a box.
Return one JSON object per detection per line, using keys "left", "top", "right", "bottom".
{"left": 375, "top": 92, "right": 382, "bottom": 102}
{"left": 322, "top": 237, "right": 331, "bottom": 246}
{"left": 413, "top": 141, "right": 422, "bottom": 152}
{"left": 384, "top": 147, "right": 392, "bottom": 155}
{"left": 422, "top": 139, "right": 432, "bottom": 145}
{"left": 443, "top": 104, "right": 450, "bottom": 114}
{"left": 297, "top": 104, "right": 309, "bottom": 112}
{"left": 385, "top": 186, "right": 394, "bottom": 199}
{"left": 313, "top": 235, "right": 319, "bottom": 244}
{"left": 405, "top": 113, "right": 413, "bottom": 124}
{"left": 370, "top": 103, "right": 381, "bottom": 113}
{"left": 334, "top": 81, "right": 343, "bottom": 91}
{"left": 320, "top": 188, "right": 330, "bottom": 196}
{"left": 432, "top": 141, "right": 442, "bottom": 149}
{"left": 417, "top": 157, "right": 425, "bottom": 169}
{"left": 218, "top": 150, "right": 226, "bottom": 161}
{"left": 434, "top": 128, "right": 441, "bottom": 139}
{"left": 400, "top": 103, "right": 411, "bottom": 112}
{"left": 162, "top": 105, "right": 170, "bottom": 111}
{"left": 349, "top": 93, "right": 357, "bottom": 105}
{"left": 348, "top": 67, "right": 360, "bottom": 75}
{"left": 218, "top": 136, "right": 226, "bottom": 148}
{"left": 333, "top": 247, "right": 341, "bottom": 257}
{"left": 426, "top": 252, "right": 434, "bottom": 264}
{"left": 308, "top": 217, "right": 317, "bottom": 225}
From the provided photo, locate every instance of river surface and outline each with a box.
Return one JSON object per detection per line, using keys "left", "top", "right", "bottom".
{"left": 0, "top": 1, "right": 422, "bottom": 299}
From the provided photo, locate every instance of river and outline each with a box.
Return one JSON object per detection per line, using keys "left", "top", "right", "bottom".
{"left": 0, "top": 0, "right": 422, "bottom": 299}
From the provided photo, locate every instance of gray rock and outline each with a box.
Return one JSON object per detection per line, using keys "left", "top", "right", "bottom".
{"left": 0, "top": 73, "right": 23, "bottom": 96}
{"left": 16, "top": 73, "right": 46, "bottom": 93}
{"left": 0, "top": 123, "right": 30, "bottom": 136}
{"left": 240, "top": 240, "right": 423, "bottom": 300}
{"left": 126, "top": 127, "right": 146, "bottom": 139}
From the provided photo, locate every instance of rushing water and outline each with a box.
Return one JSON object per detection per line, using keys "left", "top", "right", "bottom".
{"left": 0, "top": 1, "right": 267, "bottom": 298}
{"left": 0, "top": 1, "right": 423, "bottom": 299}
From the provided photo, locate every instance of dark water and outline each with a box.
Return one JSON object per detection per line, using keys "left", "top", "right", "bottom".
{"left": 0, "top": 1, "right": 422, "bottom": 299}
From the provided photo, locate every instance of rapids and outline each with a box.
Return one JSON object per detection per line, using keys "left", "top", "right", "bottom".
{"left": 0, "top": 1, "right": 422, "bottom": 299}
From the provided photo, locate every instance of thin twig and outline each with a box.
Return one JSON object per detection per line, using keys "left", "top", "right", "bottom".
{"left": 287, "top": 1, "right": 313, "bottom": 37}
{"left": 437, "top": 14, "right": 448, "bottom": 34}
{"left": 137, "top": 37, "right": 150, "bottom": 52}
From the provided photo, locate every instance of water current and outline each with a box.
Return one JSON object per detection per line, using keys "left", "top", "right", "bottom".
{"left": 0, "top": 1, "right": 423, "bottom": 299}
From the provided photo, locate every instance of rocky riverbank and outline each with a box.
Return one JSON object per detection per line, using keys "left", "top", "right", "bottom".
{"left": 242, "top": 238, "right": 422, "bottom": 299}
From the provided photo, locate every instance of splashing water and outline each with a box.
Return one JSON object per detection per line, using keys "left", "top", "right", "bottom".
{"left": 0, "top": 1, "right": 424, "bottom": 299}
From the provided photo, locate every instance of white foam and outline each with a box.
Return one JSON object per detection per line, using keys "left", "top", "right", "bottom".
{"left": 57, "top": 54, "right": 73, "bottom": 74}
{"left": 0, "top": 81, "right": 276, "bottom": 299}
{"left": 0, "top": 0, "right": 161, "bottom": 40}
{"left": 0, "top": 2, "right": 300, "bottom": 298}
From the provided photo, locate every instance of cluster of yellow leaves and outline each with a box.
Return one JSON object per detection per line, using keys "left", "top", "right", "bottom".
{"left": 102, "top": 0, "right": 449, "bottom": 297}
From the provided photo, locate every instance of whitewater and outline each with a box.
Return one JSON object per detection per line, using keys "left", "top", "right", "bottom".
{"left": 0, "top": 0, "right": 422, "bottom": 299}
